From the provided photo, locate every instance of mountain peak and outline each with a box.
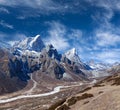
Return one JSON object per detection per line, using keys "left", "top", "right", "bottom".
{"left": 65, "top": 48, "right": 81, "bottom": 63}
{"left": 44, "top": 44, "right": 61, "bottom": 61}
{"left": 65, "top": 48, "right": 77, "bottom": 56}
{"left": 70, "top": 48, "right": 77, "bottom": 55}
{"left": 46, "top": 44, "right": 54, "bottom": 51}
{"left": 29, "top": 35, "right": 41, "bottom": 47}
{"left": 13, "top": 35, "right": 45, "bottom": 52}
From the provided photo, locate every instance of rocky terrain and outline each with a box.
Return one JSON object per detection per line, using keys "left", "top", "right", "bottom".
{"left": 0, "top": 35, "right": 119, "bottom": 110}
{"left": 0, "top": 48, "right": 27, "bottom": 95}
{"left": 0, "top": 35, "right": 91, "bottom": 95}
{"left": 49, "top": 69, "right": 120, "bottom": 110}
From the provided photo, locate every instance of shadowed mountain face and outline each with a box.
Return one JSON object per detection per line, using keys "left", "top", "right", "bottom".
{"left": 0, "top": 48, "right": 27, "bottom": 95}
{"left": 9, "top": 58, "right": 30, "bottom": 81}
{"left": 39, "top": 45, "right": 65, "bottom": 79}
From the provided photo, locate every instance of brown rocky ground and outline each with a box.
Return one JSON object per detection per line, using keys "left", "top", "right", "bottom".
{"left": 0, "top": 71, "right": 120, "bottom": 110}
{"left": 0, "top": 83, "right": 88, "bottom": 110}
{"left": 0, "top": 57, "right": 89, "bottom": 110}
{"left": 52, "top": 72, "right": 120, "bottom": 110}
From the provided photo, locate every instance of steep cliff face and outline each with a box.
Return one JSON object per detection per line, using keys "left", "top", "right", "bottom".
{"left": 39, "top": 44, "right": 65, "bottom": 79}
{"left": 61, "top": 55, "right": 88, "bottom": 81}
{"left": 0, "top": 48, "right": 27, "bottom": 95}
{"left": 8, "top": 57, "right": 30, "bottom": 81}
{"left": 38, "top": 45, "right": 89, "bottom": 81}
{"left": 10, "top": 44, "right": 64, "bottom": 80}
{"left": 64, "top": 48, "right": 91, "bottom": 70}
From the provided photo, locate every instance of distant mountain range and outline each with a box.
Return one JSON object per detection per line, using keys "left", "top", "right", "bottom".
{"left": 88, "top": 60, "right": 112, "bottom": 70}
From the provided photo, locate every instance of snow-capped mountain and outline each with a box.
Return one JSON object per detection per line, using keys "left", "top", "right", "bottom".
{"left": 88, "top": 60, "right": 111, "bottom": 70}
{"left": 65, "top": 48, "right": 82, "bottom": 64}
{"left": 64, "top": 48, "right": 91, "bottom": 70}
{"left": 0, "top": 35, "right": 92, "bottom": 83}
{"left": 13, "top": 35, "right": 45, "bottom": 52}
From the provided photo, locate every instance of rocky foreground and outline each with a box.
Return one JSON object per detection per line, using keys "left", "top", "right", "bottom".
{"left": 49, "top": 71, "right": 120, "bottom": 110}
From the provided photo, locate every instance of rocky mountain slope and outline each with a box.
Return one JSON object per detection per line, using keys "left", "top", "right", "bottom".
{"left": 64, "top": 48, "right": 91, "bottom": 70}
{"left": 107, "top": 63, "right": 120, "bottom": 74}
{"left": 49, "top": 67, "right": 120, "bottom": 110}
{"left": 0, "top": 48, "right": 27, "bottom": 95}
{"left": 11, "top": 36, "right": 91, "bottom": 81}
{"left": 0, "top": 35, "right": 91, "bottom": 95}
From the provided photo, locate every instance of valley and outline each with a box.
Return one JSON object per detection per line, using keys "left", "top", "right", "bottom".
{"left": 0, "top": 1, "right": 120, "bottom": 110}
{"left": 0, "top": 35, "right": 119, "bottom": 110}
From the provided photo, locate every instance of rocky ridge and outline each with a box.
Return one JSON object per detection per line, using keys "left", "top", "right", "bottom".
{"left": 0, "top": 35, "right": 91, "bottom": 95}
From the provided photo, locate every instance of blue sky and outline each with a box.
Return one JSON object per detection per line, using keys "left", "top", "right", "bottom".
{"left": 0, "top": 0, "right": 120, "bottom": 64}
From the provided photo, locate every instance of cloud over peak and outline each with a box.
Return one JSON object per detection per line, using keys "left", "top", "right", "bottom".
{"left": 43, "top": 21, "right": 83, "bottom": 52}
{"left": 44, "top": 22, "right": 69, "bottom": 51}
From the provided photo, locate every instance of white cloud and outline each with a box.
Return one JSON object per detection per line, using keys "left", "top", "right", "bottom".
{"left": 96, "top": 31, "right": 120, "bottom": 47}
{"left": 81, "top": 49, "right": 120, "bottom": 64}
{"left": 0, "top": 7, "right": 9, "bottom": 13}
{"left": 95, "top": 49, "right": 120, "bottom": 64}
{"left": 43, "top": 22, "right": 70, "bottom": 51}
{"left": 0, "top": 20, "right": 13, "bottom": 29}
{"left": 16, "top": 16, "right": 26, "bottom": 20}
{"left": 0, "top": 0, "right": 84, "bottom": 15}
{"left": 44, "top": 21, "right": 83, "bottom": 52}
{"left": 44, "top": 36, "right": 70, "bottom": 52}
{"left": 0, "top": 0, "right": 57, "bottom": 10}
{"left": 70, "top": 29, "right": 82, "bottom": 40}
{"left": 0, "top": 33, "right": 27, "bottom": 42}
{"left": 87, "top": 0, "right": 120, "bottom": 63}
{"left": 8, "top": 41, "right": 15, "bottom": 46}
{"left": 0, "top": 0, "right": 61, "bottom": 15}
{"left": 87, "top": 0, "right": 120, "bottom": 29}
{"left": 86, "top": 0, "right": 120, "bottom": 11}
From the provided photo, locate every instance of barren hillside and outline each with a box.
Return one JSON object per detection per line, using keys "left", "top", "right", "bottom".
{"left": 51, "top": 72, "right": 120, "bottom": 110}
